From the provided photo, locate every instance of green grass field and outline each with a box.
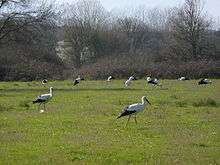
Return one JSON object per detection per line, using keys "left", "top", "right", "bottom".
{"left": 0, "top": 80, "right": 219, "bottom": 164}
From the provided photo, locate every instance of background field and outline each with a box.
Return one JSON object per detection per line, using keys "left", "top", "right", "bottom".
{"left": 0, "top": 80, "right": 219, "bottom": 164}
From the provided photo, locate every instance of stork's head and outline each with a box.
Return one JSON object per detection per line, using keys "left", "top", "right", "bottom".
{"left": 146, "top": 77, "right": 151, "bottom": 81}
{"left": 142, "top": 96, "right": 151, "bottom": 105}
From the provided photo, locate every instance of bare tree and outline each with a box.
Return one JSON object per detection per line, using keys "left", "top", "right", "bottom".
{"left": 0, "top": 0, "right": 64, "bottom": 81}
{"left": 0, "top": 0, "right": 56, "bottom": 42}
{"left": 169, "top": 0, "right": 211, "bottom": 61}
{"left": 62, "top": 0, "right": 109, "bottom": 68}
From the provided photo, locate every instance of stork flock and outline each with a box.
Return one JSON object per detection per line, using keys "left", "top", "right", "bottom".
{"left": 33, "top": 75, "right": 212, "bottom": 126}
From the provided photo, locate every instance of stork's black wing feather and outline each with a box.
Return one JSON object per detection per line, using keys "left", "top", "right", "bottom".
{"left": 117, "top": 106, "right": 136, "bottom": 118}
{"left": 33, "top": 98, "right": 46, "bottom": 104}
{"left": 148, "top": 80, "right": 157, "bottom": 85}
{"left": 73, "top": 80, "right": 79, "bottom": 86}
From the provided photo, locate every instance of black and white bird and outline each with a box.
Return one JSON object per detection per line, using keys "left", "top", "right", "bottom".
{"left": 73, "top": 76, "right": 84, "bottom": 86}
{"left": 129, "top": 76, "right": 137, "bottom": 80}
{"left": 146, "top": 76, "right": 161, "bottom": 86}
{"left": 178, "top": 77, "right": 190, "bottom": 81}
{"left": 198, "top": 78, "right": 212, "bottom": 85}
{"left": 41, "top": 79, "right": 48, "bottom": 86}
{"left": 117, "top": 96, "right": 151, "bottom": 126}
{"left": 33, "top": 87, "right": 53, "bottom": 112}
{"left": 125, "top": 76, "right": 134, "bottom": 87}
{"left": 107, "top": 76, "right": 115, "bottom": 82}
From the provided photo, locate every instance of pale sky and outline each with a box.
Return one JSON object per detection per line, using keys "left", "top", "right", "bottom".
{"left": 58, "top": 0, "right": 220, "bottom": 27}
{"left": 60, "top": 0, "right": 220, "bottom": 18}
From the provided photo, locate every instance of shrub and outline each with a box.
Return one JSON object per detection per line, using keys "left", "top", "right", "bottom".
{"left": 76, "top": 54, "right": 220, "bottom": 79}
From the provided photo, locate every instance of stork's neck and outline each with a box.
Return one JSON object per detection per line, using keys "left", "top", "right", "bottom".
{"left": 142, "top": 99, "right": 147, "bottom": 105}
{"left": 50, "top": 88, "right": 53, "bottom": 95}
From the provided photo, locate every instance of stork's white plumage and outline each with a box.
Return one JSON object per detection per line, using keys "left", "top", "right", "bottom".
{"left": 146, "top": 77, "right": 161, "bottom": 86}
{"left": 41, "top": 79, "right": 48, "bottom": 86}
{"left": 117, "top": 96, "right": 151, "bottom": 126}
{"left": 107, "top": 76, "right": 114, "bottom": 82}
{"left": 33, "top": 87, "right": 53, "bottom": 111}
{"left": 125, "top": 79, "right": 131, "bottom": 87}
{"left": 198, "top": 78, "right": 212, "bottom": 85}
{"left": 73, "top": 76, "right": 83, "bottom": 86}
{"left": 129, "top": 76, "right": 136, "bottom": 80}
{"left": 178, "top": 77, "right": 190, "bottom": 81}
{"left": 125, "top": 76, "right": 134, "bottom": 87}
{"left": 178, "top": 77, "right": 185, "bottom": 81}
{"left": 146, "top": 77, "right": 151, "bottom": 81}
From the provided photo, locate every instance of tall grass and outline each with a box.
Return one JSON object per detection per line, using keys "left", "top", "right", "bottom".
{"left": 193, "top": 98, "right": 218, "bottom": 107}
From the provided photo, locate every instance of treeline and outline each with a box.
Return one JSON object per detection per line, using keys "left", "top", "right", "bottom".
{"left": 0, "top": 0, "right": 64, "bottom": 81}
{"left": 0, "top": 0, "right": 220, "bottom": 81}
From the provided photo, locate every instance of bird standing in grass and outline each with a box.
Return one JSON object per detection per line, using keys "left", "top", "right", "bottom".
{"left": 129, "top": 76, "right": 136, "bottom": 80}
{"left": 73, "top": 75, "right": 84, "bottom": 86}
{"left": 41, "top": 79, "right": 48, "bottom": 87}
{"left": 146, "top": 77, "right": 161, "bottom": 86}
{"left": 125, "top": 76, "right": 134, "bottom": 87}
{"left": 107, "top": 76, "right": 115, "bottom": 82}
{"left": 33, "top": 87, "right": 53, "bottom": 112}
{"left": 178, "top": 77, "right": 190, "bottom": 81}
{"left": 198, "top": 78, "right": 212, "bottom": 85}
{"left": 117, "top": 96, "right": 151, "bottom": 126}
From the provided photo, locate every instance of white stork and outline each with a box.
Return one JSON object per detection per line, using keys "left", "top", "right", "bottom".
{"left": 117, "top": 96, "right": 151, "bottom": 126}
{"left": 146, "top": 77, "right": 161, "bottom": 86}
{"left": 178, "top": 77, "right": 190, "bottom": 81}
{"left": 41, "top": 79, "right": 48, "bottom": 87}
{"left": 33, "top": 87, "right": 53, "bottom": 112}
{"left": 73, "top": 75, "right": 84, "bottom": 86}
{"left": 125, "top": 76, "right": 134, "bottom": 87}
{"left": 107, "top": 76, "right": 115, "bottom": 82}
{"left": 129, "top": 76, "right": 137, "bottom": 80}
{"left": 198, "top": 78, "right": 212, "bottom": 85}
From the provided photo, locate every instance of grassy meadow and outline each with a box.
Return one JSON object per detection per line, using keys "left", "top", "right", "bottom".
{"left": 0, "top": 80, "right": 219, "bottom": 164}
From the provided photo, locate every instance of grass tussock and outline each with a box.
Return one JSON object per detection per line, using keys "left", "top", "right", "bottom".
{"left": 193, "top": 98, "right": 218, "bottom": 107}
{"left": 19, "top": 100, "right": 30, "bottom": 109}
{"left": 176, "top": 100, "right": 188, "bottom": 107}
{"left": 157, "top": 100, "right": 170, "bottom": 106}
{"left": 0, "top": 104, "right": 11, "bottom": 112}
{"left": 170, "top": 95, "right": 178, "bottom": 99}
{"left": 192, "top": 143, "right": 209, "bottom": 148}
{"left": 13, "top": 83, "right": 19, "bottom": 86}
